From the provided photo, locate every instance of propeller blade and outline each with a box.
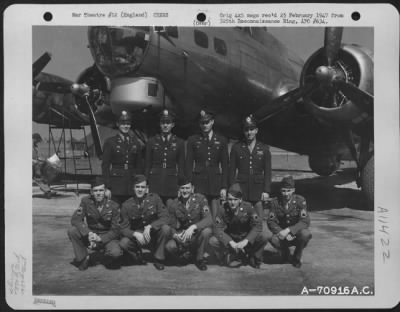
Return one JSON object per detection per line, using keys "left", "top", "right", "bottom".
{"left": 333, "top": 80, "right": 373, "bottom": 115}
{"left": 324, "top": 27, "right": 343, "bottom": 66}
{"left": 33, "top": 52, "right": 52, "bottom": 79}
{"left": 83, "top": 96, "right": 103, "bottom": 157}
{"left": 35, "top": 81, "right": 72, "bottom": 94}
{"left": 255, "top": 83, "right": 315, "bottom": 123}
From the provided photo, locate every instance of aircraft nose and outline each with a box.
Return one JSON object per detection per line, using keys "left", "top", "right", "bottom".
{"left": 88, "top": 26, "right": 151, "bottom": 77}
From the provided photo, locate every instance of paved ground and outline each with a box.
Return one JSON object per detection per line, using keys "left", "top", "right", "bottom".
{"left": 32, "top": 157, "right": 373, "bottom": 296}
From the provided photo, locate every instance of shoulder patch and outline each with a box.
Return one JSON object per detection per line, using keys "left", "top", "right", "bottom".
{"left": 252, "top": 213, "right": 259, "bottom": 221}
{"left": 215, "top": 216, "right": 222, "bottom": 224}
{"left": 300, "top": 209, "right": 307, "bottom": 218}
{"left": 203, "top": 206, "right": 210, "bottom": 213}
{"left": 269, "top": 211, "right": 275, "bottom": 219}
{"left": 76, "top": 206, "right": 83, "bottom": 215}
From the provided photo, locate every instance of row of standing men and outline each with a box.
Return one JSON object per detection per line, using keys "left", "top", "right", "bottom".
{"left": 101, "top": 109, "right": 271, "bottom": 206}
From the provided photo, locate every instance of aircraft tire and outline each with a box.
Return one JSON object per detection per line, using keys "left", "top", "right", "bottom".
{"left": 361, "top": 155, "right": 374, "bottom": 210}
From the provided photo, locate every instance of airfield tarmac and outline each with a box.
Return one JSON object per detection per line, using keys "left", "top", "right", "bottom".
{"left": 32, "top": 154, "right": 374, "bottom": 296}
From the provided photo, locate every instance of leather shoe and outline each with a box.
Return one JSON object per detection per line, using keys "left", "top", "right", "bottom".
{"left": 291, "top": 258, "right": 302, "bottom": 268}
{"left": 135, "top": 252, "right": 147, "bottom": 265}
{"left": 153, "top": 261, "right": 165, "bottom": 270}
{"left": 78, "top": 256, "right": 90, "bottom": 271}
{"left": 249, "top": 256, "right": 261, "bottom": 269}
{"left": 104, "top": 257, "right": 121, "bottom": 270}
{"left": 226, "top": 253, "right": 242, "bottom": 268}
{"left": 195, "top": 259, "right": 207, "bottom": 271}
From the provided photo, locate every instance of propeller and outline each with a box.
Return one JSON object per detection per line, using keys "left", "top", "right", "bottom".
{"left": 82, "top": 95, "right": 103, "bottom": 158}
{"left": 303, "top": 27, "right": 373, "bottom": 125}
{"left": 324, "top": 27, "right": 343, "bottom": 66}
{"left": 33, "top": 52, "right": 52, "bottom": 79}
{"left": 256, "top": 27, "right": 373, "bottom": 130}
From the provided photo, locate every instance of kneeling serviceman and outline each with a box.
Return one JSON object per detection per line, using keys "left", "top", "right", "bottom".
{"left": 67, "top": 177, "right": 122, "bottom": 270}
{"left": 166, "top": 177, "right": 213, "bottom": 271}
{"left": 267, "top": 175, "right": 312, "bottom": 268}
{"left": 210, "top": 183, "right": 270, "bottom": 268}
{"left": 119, "top": 175, "right": 172, "bottom": 270}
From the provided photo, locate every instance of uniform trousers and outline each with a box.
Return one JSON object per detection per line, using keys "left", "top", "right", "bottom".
{"left": 166, "top": 227, "right": 212, "bottom": 261}
{"left": 119, "top": 224, "right": 172, "bottom": 261}
{"left": 209, "top": 224, "right": 272, "bottom": 262}
{"left": 67, "top": 226, "right": 122, "bottom": 263}
{"left": 269, "top": 229, "right": 312, "bottom": 261}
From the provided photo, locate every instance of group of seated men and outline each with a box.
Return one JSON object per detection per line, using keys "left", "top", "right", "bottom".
{"left": 68, "top": 174, "right": 312, "bottom": 271}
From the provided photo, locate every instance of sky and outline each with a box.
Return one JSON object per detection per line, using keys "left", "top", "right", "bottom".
{"left": 32, "top": 26, "right": 373, "bottom": 138}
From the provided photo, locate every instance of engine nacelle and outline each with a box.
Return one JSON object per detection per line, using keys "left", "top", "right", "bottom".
{"left": 301, "top": 44, "right": 373, "bottom": 96}
{"left": 308, "top": 154, "right": 341, "bottom": 176}
{"left": 110, "top": 77, "right": 170, "bottom": 116}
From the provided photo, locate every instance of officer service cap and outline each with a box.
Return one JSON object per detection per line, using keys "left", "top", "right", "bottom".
{"left": 133, "top": 174, "right": 147, "bottom": 185}
{"left": 32, "top": 133, "right": 43, "bottom": 141}
{"left": 118, "top": 110, "right": 132, "bottom": 123}
{"left": 178, "top": 176, "right": 192, "bottom": 186}
{"left": 228, "top": 183, "right": 243, "bottom": 198}
{"left": 243, "top": 114, "right": 257, "bottom": 129}
{"left": 281, "top": 175, "right": 295, "bottom": 189}
{"left": 91, "top": 176, "right": 106, "bottom": 188}
{"left": 199, "top": 110, "right": 214, "bottom": 122}
{"left": 160, "top": 109, "right": 175, "bottom": 122}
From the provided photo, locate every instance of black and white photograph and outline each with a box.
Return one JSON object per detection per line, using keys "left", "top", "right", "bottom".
{"left": 4, "top": 3, "right": 400, "bottom": 309}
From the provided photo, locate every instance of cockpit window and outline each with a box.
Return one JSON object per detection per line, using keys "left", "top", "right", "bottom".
{"left": 214, "top": 37, "right": 227, "bottom": 56}
{"left": 88, "top": 26, "right": 150, "bottom": 77}
{"left": 194, "top": 30, "right": 208, "bottom": 48}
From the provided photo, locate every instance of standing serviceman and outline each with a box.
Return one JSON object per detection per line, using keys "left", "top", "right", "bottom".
{"left": 102, "top": 110, "right": 143, "bottom": 205}
{"left": 119, "top": 175, "right": 172, "bottom": 270}
{"left": 67, "top": 177, "right": 122, "bottom": 270}
{"left": 267, "top": 175, "right": 312, "bottom": 268}
{"left": 186, "top": 110, "right": 229, "bottom": 207}
{"left": 229, "top": 115, "right": 272, "bottom": 205}
{"left": 145, "top": 109, "right": 185, "bottom": 203}
{"left": 165, "top": 177, "right": 213, "bottom": 271}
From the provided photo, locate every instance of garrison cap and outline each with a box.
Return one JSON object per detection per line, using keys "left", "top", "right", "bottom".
{"left": 160, "top": 109, "right": 175, "bottom": 123}
{"left": 178, "top": 176, "right": 191, "bottom": 187}
{"left": 32, "top": 133, "right": 43, "bottom": 142}
{"left": 133, "top": 174, "right": 147, "bottom": 185}
{"left": 281, "top": 175, "right": 295, "bottom": 189}
{"left": 228, "top": 183, "right": 243, "bottom": 198}
{"left": 199, "top": 110, "right": 214, "bottom": 122}
{"left": 118, "top": 110, "right": 132, "bottom": 123}
{"left": 91, "top": 176, "right": 106, "bottom": 188}
{"left": 243, "top": 114, "right": 257, "bottom": 130}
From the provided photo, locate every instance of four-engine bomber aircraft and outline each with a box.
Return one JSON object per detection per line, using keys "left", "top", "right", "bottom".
{"left": 32, "top": 26, "right": 374, "bottom": 207}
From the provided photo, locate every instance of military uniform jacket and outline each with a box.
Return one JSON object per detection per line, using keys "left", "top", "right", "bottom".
{"left": 267, "top": 194, "right": 310, "bottom": 235}
{"left": 214, "top": 200, "right": 262, "bottom": 246}
{"left": 120, "top": 193, "right": 169, "bottom": 237}
{"left": 229, "top": 140, "right": 271, "bottom": 202}
{"left": 71, "top": 196, "right": 120, "bottom": 244}
{"left": 145, "top": 134, "right": 185, "bottom": 197}
{"left": 101, "top": 133, "right": 143, "bottom": 196}
{"left": 185, "top": 132, "right": 229, "bottom": 196}
{"left": 167, "top": 193, "right": 212, "bottom": 233}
